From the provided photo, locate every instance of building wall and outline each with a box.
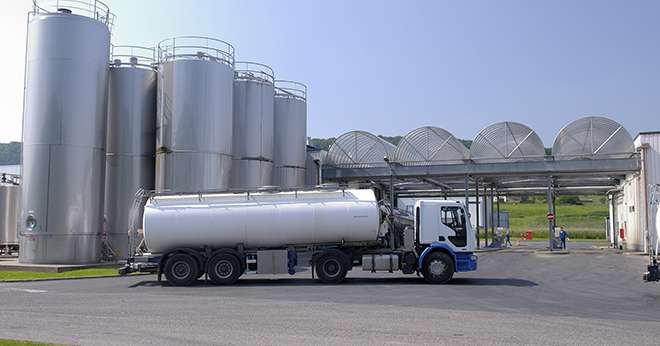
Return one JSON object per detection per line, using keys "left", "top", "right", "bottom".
{"left": 612, "top": 132, "right": 660, "bottom": 252}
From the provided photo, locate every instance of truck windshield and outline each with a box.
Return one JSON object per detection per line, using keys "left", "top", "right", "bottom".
{"left": 441, "top": 206, "right": 467, "bottom": 247}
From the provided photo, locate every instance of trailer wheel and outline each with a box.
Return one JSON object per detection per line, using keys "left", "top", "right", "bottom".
{"left": 421, "top": 252, "right": 454, "bottom": 284}
{"left": 163, "top": 253, "right": 199, "bottom": 286}
{"left": 315, "top": 251, "right": 348, "bottom": 284}
{"left": 208, "top": 253, "right": 242, "bottom": 285}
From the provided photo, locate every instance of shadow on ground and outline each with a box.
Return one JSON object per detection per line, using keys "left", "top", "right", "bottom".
{"left": 128, "top": 276, "right": 537, "bottom": 288}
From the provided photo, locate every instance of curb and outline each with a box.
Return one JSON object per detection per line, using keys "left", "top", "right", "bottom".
{"left": 0, "top": 273, "right": 151, "bottom": 283}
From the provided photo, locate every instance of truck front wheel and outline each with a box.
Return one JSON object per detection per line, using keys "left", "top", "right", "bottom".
{"left": 163, "top": 253, "right": 200, "bottom": 286}
{"left": 208, "top": 253, "right": 242, "bottom": 285}
{"left": 421, "top": 252, "right": 454, "bottom": 284}
{"left": 315, "top": 251, "right": 348, "bottom": 284}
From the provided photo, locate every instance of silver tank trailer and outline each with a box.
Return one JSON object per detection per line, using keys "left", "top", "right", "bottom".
{"left": 156, "top": 36, "right": 235, "bottom": 193}
{"left": 273, "top": 81, "right": 307, "bottom": 188}
{"left": 104, "top": 46, "right": 157, "bottom": 259}
{"left": 0, "top": 176, "right": 21, "bottom": 252}
{"left": 20, "top": 2, "right": 113, "bottom": 264}
{"left": 231, "top": 62, "right": 275, "bottom": 189}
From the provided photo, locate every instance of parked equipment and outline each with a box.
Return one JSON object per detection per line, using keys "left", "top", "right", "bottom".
{"left": 0, "top": 174, "right": 20, "bottom": 255}
{"left": 120, "top": 188, "right": 477, "bottom": 285}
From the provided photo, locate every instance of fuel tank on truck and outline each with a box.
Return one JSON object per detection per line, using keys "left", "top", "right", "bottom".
{"left": 143, "top": 189, "right": 380, "bottom": 253}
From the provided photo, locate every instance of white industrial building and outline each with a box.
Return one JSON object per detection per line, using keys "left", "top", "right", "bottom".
{"left": 609, "top": 132, "right": 660, "bottom": 252}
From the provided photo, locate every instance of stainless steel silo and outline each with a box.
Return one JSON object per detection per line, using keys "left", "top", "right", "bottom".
{"left": 272, "top": 81, "right": 307, "bottom": 188}
{"left": 104, "top": 46, "right": 157, "bottom": 259}
{"left": 19, "top": 1, "right": 113, "bottom": 264}
{"left": 156, "top": 36, "right": 235, "bottom": 193}
{"left": 231, "top": 62, "right": 275, "bottom": 189}
{"left": 0, "top": 175, "right": 20, "bottom": 254}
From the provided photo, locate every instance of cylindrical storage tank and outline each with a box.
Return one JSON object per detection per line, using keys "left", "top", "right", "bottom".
{"left": 20, "top": 2, "right": 113, "bottom": 264}
{"left": 273, "top": 81, "right": 307, "bottom": 188}
{"left": 0, "top": 177, "right": 20, "bottom": 248}
{"left": 156, "top": 36, "right": 235, "bottom": 193}
{"left": 143, "top": 189, "right": 379, "bottom": 252}
{"left": 231, "top": 62, "right": 275, "bottom": 189}
{"left": 104, "top": 46, "right": 157, "bottom": 259}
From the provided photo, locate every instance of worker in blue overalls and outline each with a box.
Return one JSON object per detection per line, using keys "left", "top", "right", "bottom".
{"left": 559, "top": 226, "right": 568, "bottom": 249}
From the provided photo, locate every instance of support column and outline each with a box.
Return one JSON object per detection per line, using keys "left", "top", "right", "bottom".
{"left": 484, "top": 185, "right": 489, "bottom": 247}
{"left": 390, "top": 173, "right": 396, "bottom": 250}
{"left": 490, "top": 186, "right": 495, "bottom": 244}
{"left": 547, "top": 176, "right": 554, "bottom": 251}
{"left": 496, "top": 192, "right": 501, "bottom": 228}
{"left": 475, "top": 178, "right": 480, "bottom": 249}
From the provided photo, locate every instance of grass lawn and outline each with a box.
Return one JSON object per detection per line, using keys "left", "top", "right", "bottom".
{"left": 499, "top": 195, "right": 608, "bottom": 240}
{"left": 0, "top": 267, "right": 127, "bottom": 282}
{"left": 0, "top": 340, "right": 62, "bottom": 346}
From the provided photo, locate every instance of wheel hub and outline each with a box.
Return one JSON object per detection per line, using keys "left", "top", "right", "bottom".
{"left": 215, "top": 260, "right": 233, "bottom": 279}
{"left": 323, "top": 259, "right": 341, "bottom": 277}
{"left": 172, "top": 261, "right": 191, "bottom": 279}
{"left": 429, "top": 259, "right": 446, "bottom": 276}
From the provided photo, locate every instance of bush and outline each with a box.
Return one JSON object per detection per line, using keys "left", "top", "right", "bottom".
{"left": 558, "top": 196, "right": 581, "bottom": 205}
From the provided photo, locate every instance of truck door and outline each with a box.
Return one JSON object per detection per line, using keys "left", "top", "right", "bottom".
{"left": 441, "top": 206, "right": 467, "bottom": 247}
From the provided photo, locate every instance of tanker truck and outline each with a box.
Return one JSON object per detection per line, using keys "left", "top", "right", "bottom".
{"left": 120, "top": 188, "right": 477, "bottom": 285}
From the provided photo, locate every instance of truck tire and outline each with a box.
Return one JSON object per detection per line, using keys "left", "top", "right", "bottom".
{"left": 421, "top": 252, "right": 454, "bottom": 284}
{"left": 315, "top": 251, "right": 348, "bottom": 284}
{"left": 207, "top": 253, "right": 242, "bottom": 285}
{"left": 163, "top": 253, "right": 200, "bottom": 286}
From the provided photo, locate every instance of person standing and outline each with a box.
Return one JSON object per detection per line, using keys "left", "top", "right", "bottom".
{"left": 505, "top": 228, "right": 513, "bottom": 247}
{"left": 559, "top": 226, "right": 568, "bottom": 249}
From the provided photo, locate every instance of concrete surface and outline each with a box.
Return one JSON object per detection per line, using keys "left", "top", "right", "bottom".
{"left": 0, "top": 258, "right": 119, "bottom": 273}
{"left": 0, "top": 251, "right": 659, "bottom": 345}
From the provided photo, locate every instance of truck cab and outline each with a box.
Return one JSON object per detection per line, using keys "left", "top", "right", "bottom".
{"left": 411, "top": 200, "right": 478, "bottom": 283}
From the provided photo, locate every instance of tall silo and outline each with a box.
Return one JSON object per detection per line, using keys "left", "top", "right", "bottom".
{"left": 19, "top": 2, "right": 114, "bottom": 264}
{"left": 273, "top": 81, "right": 307, "bottom": 188}
{"left": 104, "top": 46, "right": 157, "bottom": 259}
{"left": 231, "top": 62, "right": 275, "bottom": 189}
{"left": 156, "top": 36, "right": 235, "bottom": 193}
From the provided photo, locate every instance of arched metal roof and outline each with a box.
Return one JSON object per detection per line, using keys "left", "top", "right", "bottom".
{"left": 325, "top": 131, "right": 396, "bottom": 167}
{"left": 470, "top": 122, "right": 546, "bottom": 162}
{"left": 552, "top": 116, "right": 635, "bottom": 159}
{"left": 393, "top": 126, "right": 468, "bottom": 165}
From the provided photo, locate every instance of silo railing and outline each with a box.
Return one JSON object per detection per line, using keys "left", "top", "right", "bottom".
{"left": 32, "top": 0, "right": 115, "bottom": 30}
{"left": 275, "top": 80, "right": 307, "bottom": 101}
{"left": 235, "top": 61, "right": 275, "bottom": 85}
{"left": 158, "top": 36, "right": 235, "bottom": 67}
{"left": 110, "top": 45, "right": 156, "bottom": 70}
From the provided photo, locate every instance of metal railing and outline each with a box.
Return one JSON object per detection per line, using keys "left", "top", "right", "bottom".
{"left": 110, "top": 45, "right": 156, "bottom": 70}
{"left": 32, "top": 0, "right": 115, "bottom": 31}
{"left": 235, "top": 61, "right": 275, "bottom": 85}
{"left": 274, "top": 80, "right": 307, "bottom": 101}
{"left": 158, "top": 36, "right": 235, "bottom": 67}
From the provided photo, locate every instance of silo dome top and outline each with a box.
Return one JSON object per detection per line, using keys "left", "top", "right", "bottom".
{"left": 274, "top": 80, "right": 307, "bottom": 101}
{"left": 110, "top": 45, "right": 156, "bottom": 70}
{"left": 235, "top": 61, "right": 275, "bottom": 85}
{"left": 158, "top": 36, "right": 235, "bottom": 67}
{"left": 552, "top": 116, "right": 635, "bottom": 159}
{"left": 470, "top": 121, "right": 546, "bottom": 162}
{"left": 326, "top": 131, "right": 396, "bottom": 168}
{"left": 393, "top": 126, "right": 468, "bottom": 165}
{"left": 32, "top": 0, "right": 115, "bottom": 30}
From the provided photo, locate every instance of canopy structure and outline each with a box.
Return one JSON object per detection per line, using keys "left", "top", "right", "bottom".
{"left": 325, "top": 131, "right": 396, "bottom": 168}
{"left": 393, "top": 126, "right": 468, "bottom": 165}
{"left": 552, "top": 116, "right": 635, "bottom": 160}
{"left": 470, "top": 122, "right": 546, "bottom": 162}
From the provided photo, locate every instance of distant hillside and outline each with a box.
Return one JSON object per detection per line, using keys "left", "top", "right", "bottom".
{"left": 0, "top": 142, "right": 20, "bottom": 165}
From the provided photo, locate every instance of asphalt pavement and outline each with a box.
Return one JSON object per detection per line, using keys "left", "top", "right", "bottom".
{"left": 1, "top": 250, "right": 659, "bottom": 345}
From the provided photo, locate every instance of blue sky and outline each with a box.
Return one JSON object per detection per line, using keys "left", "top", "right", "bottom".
{"left": 1, "top": 0, "right": 658, "bottom": 144}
